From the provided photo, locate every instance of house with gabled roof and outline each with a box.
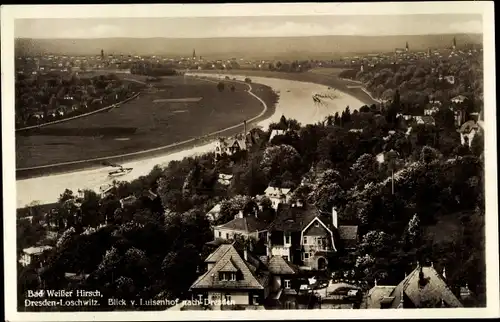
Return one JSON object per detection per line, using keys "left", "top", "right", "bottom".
{"left": 361, "top": 264, "right": 463, "bottom": 308}
{"left": 264, "top": 186, "right": 292, "bottom": 210}
{"left": 269, "top": 129, "right": 287, "bottom": 142}
{"left": 266, "top": 255, "right": 301, "bottom": 309}
{"left": 451, "top": 95, "right": 467, "bottom": 104}
{"left": 190, "top": 244, "right": 270, "bottom": 308}
{"left": 267, "top": 202, "right": 359, "bottom": 271}
{"left": 415, "top": 115, "right": 436, "bottom": 126}
{"left": 458, "top": 120, "right": 481, "bottom": 147}
{"left": 214, "top": 137, "right": 247, "bottom": 160}
{"left": 213, "top": 210, "right": 269, "bottom": 242}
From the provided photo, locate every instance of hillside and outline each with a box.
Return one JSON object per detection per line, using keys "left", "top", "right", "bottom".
{"left": 15, "top": 34, "right": 483, "bottom": 59}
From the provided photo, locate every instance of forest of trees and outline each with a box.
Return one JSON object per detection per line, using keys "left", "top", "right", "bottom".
{"left": 15, "top": 73, "right": 140, "bottom": 128}
{"left": 17, "top": 88, "right": 485, "bottom": 310}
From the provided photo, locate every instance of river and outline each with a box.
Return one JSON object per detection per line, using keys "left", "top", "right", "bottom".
{"left": 16, "top": 74, "right": 364, "bottom": 208}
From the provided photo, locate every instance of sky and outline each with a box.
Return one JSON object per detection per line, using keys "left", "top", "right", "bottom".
{"left": 15, "top": 14, "right": 483, "bottom": 39}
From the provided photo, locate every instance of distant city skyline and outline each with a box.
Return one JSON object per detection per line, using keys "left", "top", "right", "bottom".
{"left": 15, "top": 14, "right": 482, "bottom": 39}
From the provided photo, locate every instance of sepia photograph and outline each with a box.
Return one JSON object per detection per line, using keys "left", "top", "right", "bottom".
{"left": 2, "top": 2, "right": 498, "bottom": 321}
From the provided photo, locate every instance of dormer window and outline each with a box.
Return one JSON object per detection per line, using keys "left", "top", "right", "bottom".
{"left": 284, "top": 279, "right": 291, "bottom": 289}
{"left": 219, "top": 272, "right": 237, "bottom": 281}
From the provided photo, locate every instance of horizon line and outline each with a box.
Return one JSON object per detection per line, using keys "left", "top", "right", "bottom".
{"left": 15, "top": 32, "right": 483, "bottom": 40}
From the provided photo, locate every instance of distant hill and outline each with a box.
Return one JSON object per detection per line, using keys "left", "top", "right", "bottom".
{"left": 15, "top": 34, "right": 483, "bottom": 59}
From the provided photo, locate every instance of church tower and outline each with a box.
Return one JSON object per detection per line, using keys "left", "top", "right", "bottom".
{"left": 453, "top": 37, "right": 457, "bottom": 50}
{"left": 192, "top": 49, "right": 196, "bottom": 60}
{"left": 405, "top": 41, "right": 409, "bottom": 52}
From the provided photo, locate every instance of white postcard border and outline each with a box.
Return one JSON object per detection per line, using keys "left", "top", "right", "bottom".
{"left": 2, "top": 2, "right": 498, "bottom": 320}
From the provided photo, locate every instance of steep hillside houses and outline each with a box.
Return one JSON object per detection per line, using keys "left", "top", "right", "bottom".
{"left": 267, "top": 203, "right": 359, "bottom": 270}
{"left": 213, "top": 210, "right": 269, "bottom": 242}
{"left": 189, "top": 244, "right": 270, "bottom": 309}
{"left": 361, "top": 264, "right": 463, "bottom": 309}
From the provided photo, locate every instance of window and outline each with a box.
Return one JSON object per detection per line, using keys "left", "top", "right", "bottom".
{"left": 314, "top": 221, "right": 320, "bottom": 227}
{"left": 303, "top": 236, "right": 308, "bottom": 245}
{"left": 284, "top": 232, "right": 291, "bottom": 245}
{"left": 304, "top": 252, "right": 310, "bottom": 260}
{"left": 220, "top": 272, "right": 236, "bottom": 281}
{"left": 317, "top": 237, "right": 323, "bottom": 247}
{"left": 225, "top": 233, "right": 229, "bottom": 239}
{"left": 225, "top": 294, "right": 232, "bottom": 302}
{"left": 218, "top": 231, "right": 222, "bottom": 238}
{"left": 284, "top": 280, "right": 291, "bottom": 289}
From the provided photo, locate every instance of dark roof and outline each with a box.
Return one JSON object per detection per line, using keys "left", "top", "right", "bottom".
{"left": 364, "top": 286, "right": 397, "bottom": 308}
{"left": 418, "top": 115, "right": 436, "bottom": 124}
{"left": 338, "top": 225, "right": 359, "bottom": 248}
{"left": 268, "top": 256, "right": 300, "bottom": 275}
{"left": 191, "top": 244, "right": 267, "bottom": 290}
{"left": 217, "top": 215, "right": 269, "bottom": 233}
{"left": 219, "top": 258, "right": 239, "bottom": 272}
{"left": 459, "top": 120, "right": 479, "bottom": 134}
{"left": 389, "top": 266, "right": 463, "bottom": 308}
{"left": 205, "top": 244, "right": 232, "bottom": 263}
{"left": 269, "top": 203, "right": 329, "bottom": 232}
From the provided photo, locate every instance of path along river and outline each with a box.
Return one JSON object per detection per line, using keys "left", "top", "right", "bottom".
{"left": 16, "top": 74, "right": 364, "bottom": 208}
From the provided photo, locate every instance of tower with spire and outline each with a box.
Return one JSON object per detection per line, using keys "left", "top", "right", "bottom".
{"left": 405, "top": 41, "right": 409, "bottom": 52}
{"left": 101, "top": 49, "right": 104, "bottom": 59}
{"left": 453, "top": 37, "right": 457, "bottom": 50}
{"left": 192, "top": 49, "right": 196, "bottom": 60}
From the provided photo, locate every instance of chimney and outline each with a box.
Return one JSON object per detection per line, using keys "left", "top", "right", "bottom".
{"left": 332, "top": 207, "right": 338, "bottom": 228}
{"left": 418, "top": 265, "right": 425, "bottom": 288}
{"left": 235, "top": 210, "right": 244, "bottom": 219}
{"left": 243, "top": 120, "right": 247, "bottom": 137}
{"left": 442, "top": 266, "right": 446, "bottom": 280}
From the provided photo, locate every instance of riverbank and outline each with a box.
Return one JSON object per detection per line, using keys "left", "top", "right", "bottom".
{"left": 15, "top": 92, "right": 141, "bottom": 132}
{"left": 193, "top": 69, "right": 379, "bottom": 106}
{"left": 16, "top": 74, "right": 365, "bottom": 208}
{"left": 16, "top": 79, "right": 276, "bottom": 179}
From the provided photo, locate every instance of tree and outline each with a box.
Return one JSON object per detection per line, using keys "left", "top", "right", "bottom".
{"left": 217, "top": 82, "right": 225, "bottom": 92}
{"left": 260, "top": 144, "right": 302, "bottom": 182}
{"left": 351, "top": 153, "right": 379, "bottom": 187}
{"left": 230, "top": 85, "right": 235, "bottom": 92}
{"left": 470, "top": 132, "right": 484, "bottom": 157}
{"left": 420, "top": 146, "right": 442, "bottom": 164}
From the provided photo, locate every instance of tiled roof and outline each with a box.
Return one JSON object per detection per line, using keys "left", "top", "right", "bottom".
{"left": 363, "top": 286, "right": 396, "bottom": 308}
{"left": 219, "top": 258, "right": 239, "bottom": 272}
{"left": 268, "top": 203, "right": 323, "bottom": 232}
{"left": 208, "top": 204, "right": 221, "bottom": 214}
{"left": 264, "top": 186, "right": 291, "bottom": 197}
{"left": 191, "top": 244, "right": 266, "bottom": 290}
{"left": 459, "top": 120, "right": 479, "bottom": 134}
{"left": 23, "top": 245, "right": 53, "bottom": 255}
{"left": 417, "top": 115, "right": 435, "bottom": 124}
{"left": 338, "top": 225, "right": 358, "bottom": 240}
{"left": 390, "top": 266, "right": 463, "bottom": 308}
{"left": 452, "top": 95, "right": 467, "bottom": 101}
{"left": 205, "top": 244, "right": 232, "bottom": 263}
{"left": 268, "top": 256, "right": 300, "bottom": 275}
{"left": 216, "top": 215, "right": 269, "bottom": 233}
{"left": 269, "top": 129, "right": 286, "bottom": 142}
